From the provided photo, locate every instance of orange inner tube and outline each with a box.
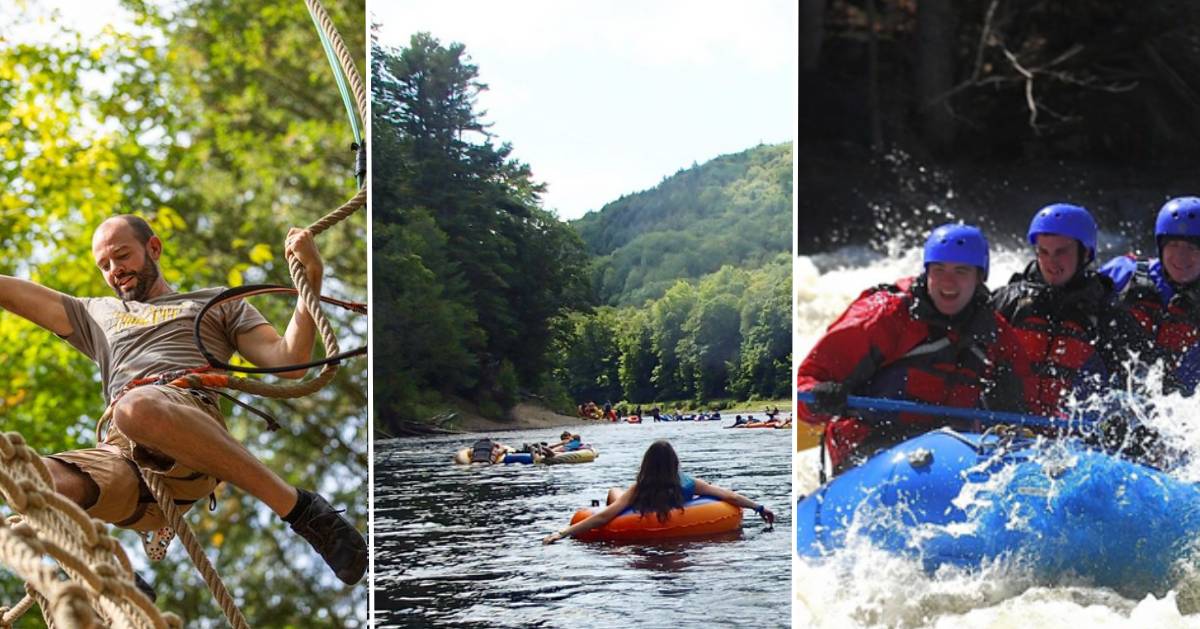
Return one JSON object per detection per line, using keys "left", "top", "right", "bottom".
{"left": 570, "top": 497, "right": 743, "bottom": 542}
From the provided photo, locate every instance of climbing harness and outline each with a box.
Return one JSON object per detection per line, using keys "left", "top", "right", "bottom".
{"left": 114, "top": 365, "right": 283, "bottom": 432}
{"left": 128, "top": 1, "right": 369, "bottom": 626}
{"left": 1, "top": 1, "right": 367, "bottom": 627}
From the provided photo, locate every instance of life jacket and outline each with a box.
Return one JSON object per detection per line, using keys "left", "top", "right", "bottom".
{"left": 819, "top": 277, "right": 1023, "bottom": 469}
{"left": 470, "top": 439, "right": 496, "bottom": 463}
{"left": 1122, "top": 260, "right": 1200, "bottom": 354}
{"left": 857, "top": 332, "right": 992, "bottom": 418}
{"left": 991, "top": 263, "right": 1111, "bottom": 413}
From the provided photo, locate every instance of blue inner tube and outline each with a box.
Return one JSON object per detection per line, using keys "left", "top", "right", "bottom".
{"left": 796, "top": 429, "right": 1200, "bottom": 595}
{"left": 503, "top": 452, "right": 534, "bottom": 465}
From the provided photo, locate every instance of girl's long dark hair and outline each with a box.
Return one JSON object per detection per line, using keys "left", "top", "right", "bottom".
{"left": 629, "top": 440, "right": 685, "bottom": 523}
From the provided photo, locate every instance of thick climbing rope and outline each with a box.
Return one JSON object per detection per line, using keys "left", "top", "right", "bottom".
{"left": 141, "top": 467, "right": 249, "bottom": 629}
{"left": 0, "top": 432, "right": 182, "bottom": 629}
{"left": 2, "top": 3, "right": 363, "bottom": 628}
{"left": 130, "top": 1, "right": 369, "bottom": 627}
{"left": 169, "top": 0, "right": 368, "bottom": 404}
{"left": 170, "top": 0, "right": 368, "bottom": 403}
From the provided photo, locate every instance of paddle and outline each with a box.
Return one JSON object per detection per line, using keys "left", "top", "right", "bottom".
{"left": 796, "top": 391, "right": 1099, "bottom": 431}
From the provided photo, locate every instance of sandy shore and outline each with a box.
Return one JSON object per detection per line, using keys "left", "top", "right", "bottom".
{"left": 452, "top": 402, "right": 592, "bottom": 433}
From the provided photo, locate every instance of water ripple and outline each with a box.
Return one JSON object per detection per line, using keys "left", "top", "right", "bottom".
{"left": 373, "top": 419, "right": 791, "bottom": 627}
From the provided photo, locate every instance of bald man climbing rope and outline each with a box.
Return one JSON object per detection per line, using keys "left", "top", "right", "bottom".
{"left": 0, "top": 214, "right": 367, "bottom": 590}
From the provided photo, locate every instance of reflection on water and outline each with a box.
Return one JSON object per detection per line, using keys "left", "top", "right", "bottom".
{"left": 374, "top": 419, "right": 791, "bottom": 627}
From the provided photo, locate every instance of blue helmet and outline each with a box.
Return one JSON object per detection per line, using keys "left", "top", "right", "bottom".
{"left": 1027, "top": 203, "right": 1097, "bottom": 263}
{"left": 924, "top": 223, "right": 989, "bottom": 280}
{"left": 1155, "top": 197, "right": 1200, "bottom": 251}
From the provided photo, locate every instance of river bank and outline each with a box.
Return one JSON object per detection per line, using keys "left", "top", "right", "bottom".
{"left": 375, "top": 401, "right": 590, "bottom": 438}
{"left": 453, "top": 402, "right": 589, "bottom": 432}
{"left": 376, "top": 399, "right": 794, "bottom": 438}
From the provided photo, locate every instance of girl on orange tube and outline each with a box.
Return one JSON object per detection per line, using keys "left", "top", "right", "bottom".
{"left": 542, "top": 440, "right": 775, "bottom": 544}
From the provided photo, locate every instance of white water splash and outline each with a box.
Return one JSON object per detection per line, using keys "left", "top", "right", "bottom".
{"left": 793, "top": 240, "right": 1200, "bottom": 628}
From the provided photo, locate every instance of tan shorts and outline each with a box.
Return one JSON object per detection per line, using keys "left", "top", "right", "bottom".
{"left": 48, "top": 385, "right": 225, "bottom": 532}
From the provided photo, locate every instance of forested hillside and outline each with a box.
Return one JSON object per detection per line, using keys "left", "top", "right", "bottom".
{"left": 551, "top": 254, "right": 792, "bottom": 405}
{"left": 371, "top": 34, "right": 792, "bottom": 429}
{"left": 573, "top": 143, "right": 792, "bottom": 306}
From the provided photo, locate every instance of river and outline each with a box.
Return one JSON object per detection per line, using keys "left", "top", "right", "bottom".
{"left": 793, "top": 238, "right": 1200, "bottom": 628}
{"left": 374, "top": 418, "right": 791, "bottom": 627}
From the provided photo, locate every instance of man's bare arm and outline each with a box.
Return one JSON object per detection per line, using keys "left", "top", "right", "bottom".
{"left": 235, "top": 229, "right": 323, "bottom": 379}
{"left": 0, "top": 275, "right": 73, "bottom": 336}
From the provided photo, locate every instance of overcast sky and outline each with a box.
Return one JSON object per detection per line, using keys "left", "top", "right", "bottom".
{"left": 373, "top": 1, "right": 796, "bottom": 220}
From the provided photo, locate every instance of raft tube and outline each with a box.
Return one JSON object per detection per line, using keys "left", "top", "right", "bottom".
{"left": 796, "top": 429, "right": 1200, "bottom": 594}
{"left": 732, "top": 421, "right": 777, "bottom": 429}
{"left": 452, "top": 445, "right": 512, "bottom": 465}
{"left": 570, "top": 496, "right": 742, "bottom": 542}
{"left": 543, "top": 447, "right": 599, "bottom": 465}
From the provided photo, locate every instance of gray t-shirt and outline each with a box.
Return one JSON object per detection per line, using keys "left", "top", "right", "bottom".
{"left": 61, "top": 288, "right": 269, "bottom": 403}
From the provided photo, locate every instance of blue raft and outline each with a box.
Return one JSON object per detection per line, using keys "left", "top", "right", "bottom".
{"left": 796, "top": 429, "right": 1200, "bottom": 594}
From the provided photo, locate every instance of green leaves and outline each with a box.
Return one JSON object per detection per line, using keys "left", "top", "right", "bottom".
{"left": 372, "top": 33, "right": 587, "bottom": 426}
{"left": 2, "top": 0, "right": 366, "bottom": 624}
{"left": 575, "top": 143, "right": 792, "bottom": 306}
{"left": 552, "top": 255, "right": 792, "bottom": 405}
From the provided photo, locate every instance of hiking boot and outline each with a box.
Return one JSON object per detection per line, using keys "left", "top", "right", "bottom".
{"left": 289, "top": 490, "right": 367, "bottom": 585}
{"left": 134, "top": 572, "right": 157, "bottom": 602}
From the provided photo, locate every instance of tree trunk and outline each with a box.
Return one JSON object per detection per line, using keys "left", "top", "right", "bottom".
{"left": 801, "top": 0, "right": 825, "bottom": 72}
{"left": 867, "top": 0, "right": 883, "bottom": 151}
{"left": 917, "top": 0, "right": 956, "bottom": 153}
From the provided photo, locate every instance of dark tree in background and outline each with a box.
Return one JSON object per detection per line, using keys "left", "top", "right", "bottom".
{"left": 800, "top": 0, "right": 1200, "bottom": 255}
{"left": 372, "top": 33, "right": 589, "bottom": 425}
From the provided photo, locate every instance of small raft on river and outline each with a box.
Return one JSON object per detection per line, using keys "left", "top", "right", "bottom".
{"left": 495, "top": 446, "right": 600, "bottom": 465}
{"left": 570, "top": 496, "right": 742, "bottom": 542}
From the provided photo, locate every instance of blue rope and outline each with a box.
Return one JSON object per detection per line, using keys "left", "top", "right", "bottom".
{"left": 796, "top": 391, "right": 1098, "bottom": 431}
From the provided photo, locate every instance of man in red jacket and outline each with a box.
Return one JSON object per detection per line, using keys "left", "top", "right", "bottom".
{"left": 797, "top": 223, "right": 1033, "bottom": 472}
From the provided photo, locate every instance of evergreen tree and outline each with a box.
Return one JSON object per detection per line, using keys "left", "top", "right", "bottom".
{"left": 372, "top": 33, "right": 587, "bottom": 425}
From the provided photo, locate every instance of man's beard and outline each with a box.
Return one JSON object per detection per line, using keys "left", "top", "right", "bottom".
{"left": 115, "top": 252, "right": 160, "bottom": 302}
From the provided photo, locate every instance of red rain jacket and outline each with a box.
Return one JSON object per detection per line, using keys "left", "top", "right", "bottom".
{"left": 797, "top": 276, "right": 1034, "bottom": 469}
